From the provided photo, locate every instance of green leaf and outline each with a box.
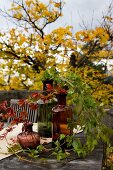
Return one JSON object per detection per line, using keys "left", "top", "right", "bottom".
{"left": 56, "top": 151, "right": 67, "bottom": 160}
{"left": 59, "top": 134, "right": 65, "bottom": 140}
{"left": 7, "top": 143, "right": 22, "bottom": 154}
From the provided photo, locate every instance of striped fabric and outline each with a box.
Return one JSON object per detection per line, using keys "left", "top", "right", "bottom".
{"left": 8, "top": 99, "right": 38, "bottom": 123}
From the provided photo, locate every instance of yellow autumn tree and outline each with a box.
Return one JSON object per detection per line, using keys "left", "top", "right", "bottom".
{"left": 0, "top": 0, "right": 113, "bottom": 106}
{"left": 0, "top": 0, "right": 75, "bottom": 90}
{"left": 71, "top": 7, "right": 113, "bottom": 106}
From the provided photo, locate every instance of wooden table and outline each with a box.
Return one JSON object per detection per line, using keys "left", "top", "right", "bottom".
{"left": 0, "top": 125, "right": 104, "bottom": 170}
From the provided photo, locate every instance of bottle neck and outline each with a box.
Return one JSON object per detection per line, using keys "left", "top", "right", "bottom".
{"left": 22, "top": 122, "right": 33, "bottom": 133}
{"left": 56, "top": 93, "right": 67, "bottom": 106}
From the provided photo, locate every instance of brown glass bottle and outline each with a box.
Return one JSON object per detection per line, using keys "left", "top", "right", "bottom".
{"left": 52, "top": 93, "right": 73, "bottom": 148}
{"left": 17, "top": 122, "right": 40, "bottom": 149}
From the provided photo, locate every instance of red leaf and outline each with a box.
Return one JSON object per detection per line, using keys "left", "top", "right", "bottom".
{"left": 11, "top": 118, "right": 23, "bottom": 125}
{"left": 19, "top": 111, "right": 28, "bottom": 118}
{"left": 0, "top": 100, "right": 8, "bottom": 111}
{"left": 41, "top": 96, "right": 48, "bottom": 103}
{"left": 0, "top": 132, "right": 7, "bottom": 140}
{"left": 29, "top": 103, "right": 38, "bottom": 110}
{"left": 6, "top": 126, "right": 15, "bottom": 132}
{"left": 46, "top": 84, "right": 53, "bottom": 92}
{"left": 0, "top": 122, "right": 4, "bottom": 131}
{"left": 59, "top": 88, "right": 67, "bottom": 94}
{"left": 0, "top": 126, "right": 15, "bottom": 140}
{"left": 31, "top": 93, "right": 41, "bottom": 100}
{"left": 18, "top": 99, "right": 26, "bottom": 107}
{"left": 55, "top": 86, "right": 67, "bottom": 94}
{"left": 5, "top": 108, "right": 16, "bottom": 118}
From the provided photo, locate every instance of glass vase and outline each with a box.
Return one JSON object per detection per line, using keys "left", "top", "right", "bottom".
{"left": 37, "top": 101, "right": 54, "bottom": 144}
{"left": 17, "top": 122, "right": 40, "bottom": 149}
{"left": 37, "top": 79, "right": 55, "bottom": 144}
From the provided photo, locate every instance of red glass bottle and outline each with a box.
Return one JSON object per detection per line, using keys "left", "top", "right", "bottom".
{"left": 52, "top": 93, "right": 73, "bottom": 143}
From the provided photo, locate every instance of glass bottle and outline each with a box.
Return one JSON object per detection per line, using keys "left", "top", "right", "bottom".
{"left": 17, "top": 122, "right": 40, "bottom": 149}
{"left": 52, "top": 93, "right": 73, "bottom": 145}
{"left": 37, "top": 79, "right": 55, "bottom": 144}
{"left": 37, "top": 100, "right": 54, "bottom": 144}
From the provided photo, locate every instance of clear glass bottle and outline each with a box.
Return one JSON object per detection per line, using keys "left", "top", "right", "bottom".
{"left": 37, "top": 79, "right": 55, "bottom": 144}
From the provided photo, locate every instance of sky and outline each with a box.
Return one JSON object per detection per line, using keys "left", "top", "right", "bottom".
{"left": 0, "top": 0, "right": 112, "bottom": 33}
